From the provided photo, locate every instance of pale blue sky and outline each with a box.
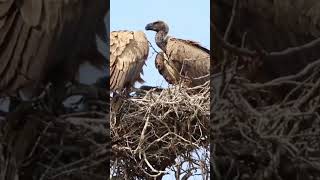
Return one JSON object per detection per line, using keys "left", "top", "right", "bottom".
{"left": 111, "top": 0, "right": 210, "bottom": 88}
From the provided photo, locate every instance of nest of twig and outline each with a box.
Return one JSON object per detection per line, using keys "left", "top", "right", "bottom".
{"left": 212, "top": 59, "right": 320, "bottom": 179}
{"left": 111, "top": 83, "right": 210, "bottom": 179}
{"left": 0, "top": 84, "right": 109, "bottom": 180}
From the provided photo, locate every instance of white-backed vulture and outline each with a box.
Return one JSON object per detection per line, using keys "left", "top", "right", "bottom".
{"left": 0, "top": 0, "right": 107, "bottom": 99}
{"left": 110, "top": 31, "right": 149, "bottom": 93}
{"left": 145, "top": 20, "right": 210, "bottom": 87}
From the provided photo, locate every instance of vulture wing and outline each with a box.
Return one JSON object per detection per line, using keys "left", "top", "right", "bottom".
{"left": 0, "top": 0, "right": 107, "bottom": 97}
{"left": 155, "top": 51, "right": 180, "bottom": 85}
{"left": 110, "top": 31, "right": 149, "bottom": 92}
{"left": 164, "top": 38, "right": 210, "bottom": 86}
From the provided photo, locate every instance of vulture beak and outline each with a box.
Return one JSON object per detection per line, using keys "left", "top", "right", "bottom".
{"left": 145, "top": 23, "right": 153, "bottom": 31}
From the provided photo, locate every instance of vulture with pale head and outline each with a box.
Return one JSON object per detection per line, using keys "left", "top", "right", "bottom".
{"left": 110, "top": 31, "right": 149, "bottom": 93}
{"left": 0, "top": 0, "right": 107, "bottom": 100}
{"left": 145, "top": 20, "right": 210, "bottom": 87}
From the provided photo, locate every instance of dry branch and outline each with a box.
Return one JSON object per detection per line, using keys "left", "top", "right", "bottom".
{"left": 111, "top": 83, "right": 210, "bottom": 179}
{"left": 212, "top": 58, "right": 320, "bottom": 179}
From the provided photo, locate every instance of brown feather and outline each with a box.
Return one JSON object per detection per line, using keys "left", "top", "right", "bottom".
{"left": 146, "top": 20, "right": 210, "bottom": 87}
{"left": 155, "top": 52, "right": 179, "bottom": 85}
{"left": 0, "top": 0, "right": 14, "bottom": 18}
{"left": 20, "top": 0, "right": 43, "bottom": 27}
{"left": 163, "top": 37, "right": 210, "bottom": 87}
{"left": 0, "top": 0, "right": 108, "bottom": 98}
{"left": 110, "top": 31, "right": 149, "bottom": 92}
{"left": 170, "top": 38, "right": 210, "bottom": 54}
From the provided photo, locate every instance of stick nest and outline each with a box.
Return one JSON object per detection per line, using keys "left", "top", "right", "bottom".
{"left": 212, "top": 59, "right": 320, "bottom": 179}
{"left": 111, "top": 83, "right": 210, "bottom": 179}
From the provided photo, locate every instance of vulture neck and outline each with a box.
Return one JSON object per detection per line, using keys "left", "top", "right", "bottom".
{"left": 155, "top": 30, "right": 168, "bottom": 51}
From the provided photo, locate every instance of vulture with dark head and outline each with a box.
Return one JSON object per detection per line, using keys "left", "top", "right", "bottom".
{"left": 110, "top": 31, "right": 149, "bottom": 93}
{"left": 0, "top": 0, "right": 108, "bottom": 100}
{"left": 145, "top": 20, "right": 210, "bottom": 87}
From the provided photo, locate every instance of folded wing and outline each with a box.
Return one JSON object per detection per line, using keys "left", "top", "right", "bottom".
{"left": 164, "top": 38, "right": 210, "bottom": 86}
{"left": 110, "top": 31, "right": 149, "bottom": 92}
{"left": 0, "top": 0, "right": 107, "bottom": 97}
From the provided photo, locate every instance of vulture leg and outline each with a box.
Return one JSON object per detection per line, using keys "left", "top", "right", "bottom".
{"left": 119, "top": 87, "right": 131, "bottom": 98}
{"left": 111, "top": 86, "right": 133, "bottom": 112}
{"left": 111, "top": 94, "right": 123, "bottom": 113}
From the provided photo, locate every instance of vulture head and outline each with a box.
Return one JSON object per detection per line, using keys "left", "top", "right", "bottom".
{"left": 145, "top": 20, "right": 169, "bottom": 33}
{"left": 145, "top": 20, "right": 169, "bottom": 50}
